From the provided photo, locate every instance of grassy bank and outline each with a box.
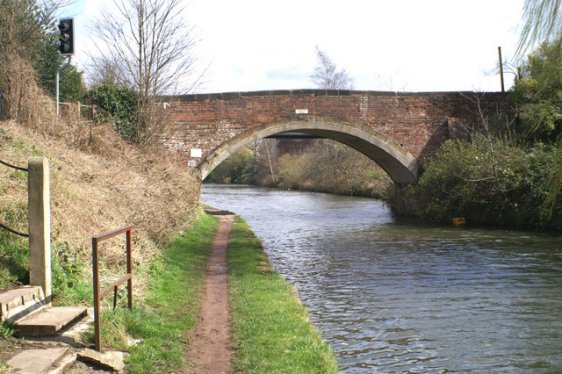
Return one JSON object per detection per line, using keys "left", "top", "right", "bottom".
{"left": 228, "top": 217, "right": 339, "bottom": 373}
{"left": 0, "top": 121, "right": 200, "bottom": 296}
{"left": 90, "top": 212, "right": 218, "bottom": 372}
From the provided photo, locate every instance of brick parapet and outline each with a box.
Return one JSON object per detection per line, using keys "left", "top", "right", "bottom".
{"left": 159, "top": 90, "right": 506, "bottom": 174}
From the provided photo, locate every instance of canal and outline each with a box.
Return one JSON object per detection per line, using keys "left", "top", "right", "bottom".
{"left": 202, "top": 184, "right": 562, "bottom": 373}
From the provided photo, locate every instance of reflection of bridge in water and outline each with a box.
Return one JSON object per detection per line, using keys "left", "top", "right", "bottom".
{"left": 160, "top": 90, "right": 506, "bottom": 184}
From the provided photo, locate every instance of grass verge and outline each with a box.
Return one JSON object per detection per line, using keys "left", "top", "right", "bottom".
{"left": 228, "top": 217, "right": 339, "bottom": 373}
{"left": 91, "top": 212, "right": 218, "bottom": 373}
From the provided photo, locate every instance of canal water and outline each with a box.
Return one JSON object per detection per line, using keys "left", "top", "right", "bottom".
{"left": 201, "top": 184, "right": 562, "bottom": 373}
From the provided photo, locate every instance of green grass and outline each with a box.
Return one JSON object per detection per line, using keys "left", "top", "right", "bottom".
{"left": 228, "top": 217, "right": 340, "bottom": 374}
{"left": 0, "top": 232, "right": 28, "bottom": 289}
{"left": 0, "top": 198, "right": 30, "bottom": 289}
{"left": 92, "top": 212, "right": 218, "bottom": 373}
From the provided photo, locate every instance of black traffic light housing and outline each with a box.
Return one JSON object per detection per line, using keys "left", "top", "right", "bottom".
{"left": 58, "top": 18, "right": 74, "bottom": 55}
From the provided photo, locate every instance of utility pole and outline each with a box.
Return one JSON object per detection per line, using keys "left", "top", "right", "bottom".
{"left": 498, "top": 46, "right": 505, "bottom": 93}
{"left": 56, "top": 57, "right": 72, "bottom": 116}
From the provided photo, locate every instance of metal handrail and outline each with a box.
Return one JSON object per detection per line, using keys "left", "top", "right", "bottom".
{"left": 0, "top": 222, "right": 29, "bottom": 238}
{"left": 0, "top": 159, "right": 29, "bottom": 237}
{"left": 0, "top": 159, "right": 28, "bottom": 172}
{"left": 92, "top": 225, "right": 133, "bottom": 352}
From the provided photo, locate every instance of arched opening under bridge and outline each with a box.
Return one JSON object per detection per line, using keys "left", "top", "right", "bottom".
{"left": 198, "top": 120, "right": 420, "bottom": 185}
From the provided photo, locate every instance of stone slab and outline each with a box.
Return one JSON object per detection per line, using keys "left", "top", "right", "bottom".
{"left": 77, "top": 349, "right": 125, "bottom": 373}
{"left": 58, "top": 307, "right": 94, "bottom": 345}
{"left": 49, "top": 351, "right": 77, "bottom": 374}
{"left": 15, "top": 307, "right": 88, "bottom": 337}
{"left": 7, "top": 347, "right": 69, "bottom": 373}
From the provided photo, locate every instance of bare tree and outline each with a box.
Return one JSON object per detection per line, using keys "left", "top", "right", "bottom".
{"left": 92, "top": 0, "right": 200, "bottom": 96}
{"left": 310, "top": 47, "right": 354, "bottom": 90}
{"left": 91, "top": 0, "right": 201, "bottom": 143}
{"left": 86, "top": 56, "right": 126, "bottom": 86}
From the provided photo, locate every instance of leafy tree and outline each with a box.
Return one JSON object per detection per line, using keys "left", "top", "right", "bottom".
{"left": 310, "top": 47, "right": 354, "bottom": 90}
{"left": 511, "top": 39, "right": 561, "bottom": 221}
{"left": 512, "top": 38, "right": 562, "bottom": 142}
{"left": 60, "top": 65, "right": 87, "bottom": 102}
{"left": 515, "top": 0, "right": 562, "bottom": 224}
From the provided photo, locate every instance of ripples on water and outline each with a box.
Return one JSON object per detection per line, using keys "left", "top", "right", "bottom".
{"left": 202, "top": 184, "right": 562, "bottom": 373}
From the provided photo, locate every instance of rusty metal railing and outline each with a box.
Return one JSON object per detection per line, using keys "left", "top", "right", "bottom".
{"left": 0, "top": 159, "right": 29, "bottom": 238}
{"left": 92, "top": 225, "right": 133, "bottom": 352}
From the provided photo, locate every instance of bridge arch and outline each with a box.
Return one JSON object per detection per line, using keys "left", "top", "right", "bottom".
{"left": 198, "top": 120, "right": 420, "bottom": 185}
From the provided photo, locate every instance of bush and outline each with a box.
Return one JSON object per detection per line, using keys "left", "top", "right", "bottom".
{"left": 397, "top": 135, "right": 561, "bottom": 231}
{"left": 274, "top": 140, "right": 392, "bottom": 198}
{"left": 89, "top": 83, "right": 138, "bottom": 141}
{"left": 206, "top": 147, "right": 258, "bottom": 184}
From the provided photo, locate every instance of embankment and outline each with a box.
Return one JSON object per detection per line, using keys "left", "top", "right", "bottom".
{"left": 0, "top": 121, "right": 200, "bottom": 298}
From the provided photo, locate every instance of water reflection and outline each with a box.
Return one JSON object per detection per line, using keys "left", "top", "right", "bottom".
{"left": 202, "top": 184, "right": 562, "bottom": 372}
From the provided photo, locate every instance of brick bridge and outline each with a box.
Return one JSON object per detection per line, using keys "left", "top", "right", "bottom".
{"left": 160, "top": 90, "right": 505, "bottom": 184}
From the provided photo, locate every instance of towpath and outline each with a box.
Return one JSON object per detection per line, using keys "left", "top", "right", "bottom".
{"left": 182, "top": 214, "right": 234, "bottom": 374}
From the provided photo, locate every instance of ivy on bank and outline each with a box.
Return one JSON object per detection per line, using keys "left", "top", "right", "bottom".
{"left": 88, "top": 83, "right": 139, "bottom": 142}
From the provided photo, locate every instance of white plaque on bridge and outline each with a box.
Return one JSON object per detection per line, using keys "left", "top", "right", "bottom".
{"left": 190, "top": 148, "right": 202, "bottom": 158}
{"left": 187, "top": 160, "right": 197, "bottom": 167}
{"left": 295, "top": 109, "right": 308, "bottom": 114}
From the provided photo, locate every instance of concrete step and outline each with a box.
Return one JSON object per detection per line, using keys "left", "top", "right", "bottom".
{"left": 24, "top": 308, "right": 95, "bottom": 348}
{"left": 7, "top": 347, "right": 73, "bottom": 374}
{"left": 14, "top": 307, "right": 88, "bottom": 337}
{"left": 0, "top": 286, "right": 46, "bottom": 323}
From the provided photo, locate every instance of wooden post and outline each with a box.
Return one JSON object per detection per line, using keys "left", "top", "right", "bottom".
{"left": 28, "top": 157, "right": 51, "bottom": 300}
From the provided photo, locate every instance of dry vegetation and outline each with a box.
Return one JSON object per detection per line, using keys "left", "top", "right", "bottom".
{"left": 0, "top": 82, "right": 200, "bottom": 296}
{"left": 2, "top": 56, "right": 56, "bottom": 126}
{"left": 256, "top": 140, "right": 393, "bottom": 199}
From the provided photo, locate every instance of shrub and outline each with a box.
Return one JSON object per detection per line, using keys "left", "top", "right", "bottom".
{"left": 89, "top": 82, "right": 139, "bottom": 141}
{"left": 399, "top": 135, "right": 561, "bottom": 231}
{"left": 206, "top": 147, "right": 258, "bottom": 184}
{"left": 275, "top": 140, "right": 392, "bottom": 198}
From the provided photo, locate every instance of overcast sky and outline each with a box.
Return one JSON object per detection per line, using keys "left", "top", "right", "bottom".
{"left": 65, "top": 0, "right": 526, "bottom": 93}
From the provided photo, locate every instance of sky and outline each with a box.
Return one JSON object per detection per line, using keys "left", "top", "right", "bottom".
{"left": 62, "top": 0, "right": 526, "bottom": 94}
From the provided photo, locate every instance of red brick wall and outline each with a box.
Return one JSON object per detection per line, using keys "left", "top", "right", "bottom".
{"left": 160, "top": 90, "right": 505, "bottom": 167}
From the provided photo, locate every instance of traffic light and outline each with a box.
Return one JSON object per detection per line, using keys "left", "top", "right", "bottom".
{"left": 58, "top": 18, "right": 74, "bottom": 55}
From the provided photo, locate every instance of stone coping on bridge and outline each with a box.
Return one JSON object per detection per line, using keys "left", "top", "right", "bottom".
{"left": 163, "top": 89, "right": 504, "bottom": 102}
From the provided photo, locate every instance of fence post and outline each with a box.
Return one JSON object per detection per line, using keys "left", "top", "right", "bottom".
{"left": 28, "top": 157, "right": 51, "bottom": 300}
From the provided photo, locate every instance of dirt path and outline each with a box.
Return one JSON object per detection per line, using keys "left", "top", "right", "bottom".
{"left": 183, "top": 214, "right": 235, "bottom": 374}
